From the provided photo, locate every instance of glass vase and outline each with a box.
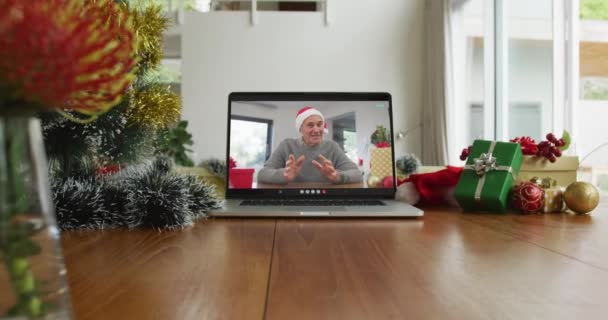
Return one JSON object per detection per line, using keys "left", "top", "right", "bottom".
{"left": 0, "top": 116, "right": 73, "bottom": 319}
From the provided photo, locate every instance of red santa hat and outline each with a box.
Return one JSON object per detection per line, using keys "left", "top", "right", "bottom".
{"left": 295, "top": 106, "right": 328, "bottom": 133}
{"left": 395, "top": 166, "right": 463, "bottom": 207}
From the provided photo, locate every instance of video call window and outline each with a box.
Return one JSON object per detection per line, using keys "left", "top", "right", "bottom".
{"left": 228, "top": 100, "right": 393, "bottom": 189}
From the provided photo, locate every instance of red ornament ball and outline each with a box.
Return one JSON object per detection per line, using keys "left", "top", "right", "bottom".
{"left": 383, "top": 176, "right": 394, "bottom": 188}
{"left": 511, "top": 182, "right": 545, "bottom": 214}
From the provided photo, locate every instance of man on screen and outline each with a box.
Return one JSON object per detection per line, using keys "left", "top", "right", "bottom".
{"left": 258, "top": 107, "right": 363, "bottom": 185}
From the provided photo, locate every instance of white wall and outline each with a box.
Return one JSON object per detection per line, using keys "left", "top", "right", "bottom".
{"left": 181, "top": 0, "right": 424, "bottom": 162}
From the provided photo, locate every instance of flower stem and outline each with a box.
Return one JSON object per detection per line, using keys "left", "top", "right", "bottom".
{"left": 1, "top": 117, "right": 46, "bottom": 318}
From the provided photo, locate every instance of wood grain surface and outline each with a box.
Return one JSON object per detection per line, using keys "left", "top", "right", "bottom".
{"left": 61, "top": 201, "right": 608, "bottom": 320}
{"left": 265, "top": 202, "right": 608, "bottom": 320}
{"left": 61, "top": 219, "right": 276, "bottom": 320}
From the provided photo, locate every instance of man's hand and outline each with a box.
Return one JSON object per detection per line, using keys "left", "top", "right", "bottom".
{"left": 284, "top": 154, "right": 305, "bottom": 182}
{"left": 312, "top": 154, "right": 338, "bottom": 183}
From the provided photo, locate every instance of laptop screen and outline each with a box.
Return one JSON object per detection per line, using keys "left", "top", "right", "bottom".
{"left": 227, "top": 93, "right": 395, "bottom": 198}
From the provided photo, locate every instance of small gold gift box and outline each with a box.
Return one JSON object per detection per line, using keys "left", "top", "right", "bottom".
{"left": 543, "top": 187, "right": 566, "bottom": 213}
{"left": 516, "top": 156, "right": 579, "bottom": 187}
{"left": 370, "top": 147, "right": 393, "bottom": 178}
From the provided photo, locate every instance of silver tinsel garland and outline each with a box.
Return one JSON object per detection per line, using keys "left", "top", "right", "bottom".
{"left": 396, "top": 153, "right": 421, "bottom": 175}
{"left": 52, "top": 158, "right": 222, "bottom": 230}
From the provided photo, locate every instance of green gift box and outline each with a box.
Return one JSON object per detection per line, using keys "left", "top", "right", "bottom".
{"left": 454, "top": 140, "right": 523, "bottom": 212}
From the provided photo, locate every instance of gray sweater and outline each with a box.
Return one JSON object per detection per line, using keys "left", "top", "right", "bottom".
{"left": 258, "top": 138, "right": 363, "bottom": 184}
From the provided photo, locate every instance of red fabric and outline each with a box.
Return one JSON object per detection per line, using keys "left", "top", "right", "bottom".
{"left": 375, "top": 141, "right": 390, "bottom": 148}
{"left": 296, "top": 106, "right": 313, "bottom": 116}
{"left": 400, "top": 166, "right": 463, "bottom": 205}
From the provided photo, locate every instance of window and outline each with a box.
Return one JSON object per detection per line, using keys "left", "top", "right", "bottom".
{"left": 506, "top": 0, "right": 553, "bottom": 142}
{"left": 456, "top": 0, "right": 554, "bottom": 145}
{"left": 579, "top": 1, "right": 608, "bottom": 101}
{"left": 578, "top": 3, "right": 608, "bottom": 100}
{"left": 343, "top": 130, "right": 358, "bottom": 163}
{"left": 469, "top": 102, "right": 541, "bottom": 142}
{"left": 453, "top": 0, "right": 608, "bottom": 194}
{"left": 578, "top": 0, "right": 608, "bottom": 193}
{"left": 230, "top": 116, "right": 273, "bottom": 173}
{"left": 153, "top": 0, "right": 320, "bottom": 12}
{"left": 210, "top": 1, "right": 319, "bottom": 11}
{"left": 451, "top": 0, "right": 488, "bottom": 161}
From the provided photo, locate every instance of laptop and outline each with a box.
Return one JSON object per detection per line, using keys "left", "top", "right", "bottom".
{"left": 209, "top": 92, "right": 423, "bottom": 217}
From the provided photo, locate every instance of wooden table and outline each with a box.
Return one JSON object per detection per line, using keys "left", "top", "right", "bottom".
{"left": 62, "top": 200, "right": 608, "bottom": 320}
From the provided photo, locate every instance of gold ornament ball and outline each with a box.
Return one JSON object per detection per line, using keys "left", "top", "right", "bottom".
{"left": 564, "top": 182, "right": 600, "bottom": 214}
{"left": 367, "top": 175, "right": 382, "bottom": 188}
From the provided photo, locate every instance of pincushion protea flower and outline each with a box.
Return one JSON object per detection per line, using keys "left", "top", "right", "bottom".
{"left": 0, "top": 0, "right": 136, "bottom": 116}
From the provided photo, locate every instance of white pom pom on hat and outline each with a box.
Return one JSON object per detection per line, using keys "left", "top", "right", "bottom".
{"left": 395, "top": 182, "right": 420, "bottom": 205}
{"left": 295, "top": 106, "right": 328, "bottom": 133}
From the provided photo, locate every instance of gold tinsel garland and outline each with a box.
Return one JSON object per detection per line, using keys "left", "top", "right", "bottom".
{"left": 128, "top": 85, "right": 181, "bottom": 130}
{"left": 131, "top": 4, "right": 169, "bottom": 71}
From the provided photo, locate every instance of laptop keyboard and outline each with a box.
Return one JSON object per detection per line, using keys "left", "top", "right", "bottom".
{"left": 240, "top": 199, "right": 386, "bottom": 206}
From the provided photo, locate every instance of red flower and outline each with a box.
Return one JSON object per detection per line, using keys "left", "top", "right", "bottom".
{"left": 0, "top": 0, "right": 136, "bottom": 116}
{"left": 229, "top": 157, "right": 237, "bottom": 169}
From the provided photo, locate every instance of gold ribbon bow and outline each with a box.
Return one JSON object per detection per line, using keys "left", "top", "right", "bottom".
{"left": 464, "top": 141, "right": 515, "bottom": 201}
{"left": 529, "top": 176, "right": 557, "bottom": 189}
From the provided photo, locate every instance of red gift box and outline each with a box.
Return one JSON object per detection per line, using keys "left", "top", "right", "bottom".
{"left": 229, "top": 168, "right": 254, "bottom": 189}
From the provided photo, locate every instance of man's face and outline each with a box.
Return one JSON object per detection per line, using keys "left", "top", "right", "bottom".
{"left": 300, "top": 115, "right": 324, "bottom": 146}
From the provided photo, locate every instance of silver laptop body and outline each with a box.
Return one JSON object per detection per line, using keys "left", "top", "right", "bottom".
{"left": 209, "top": 92, "right": 423, "bottom": 218}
